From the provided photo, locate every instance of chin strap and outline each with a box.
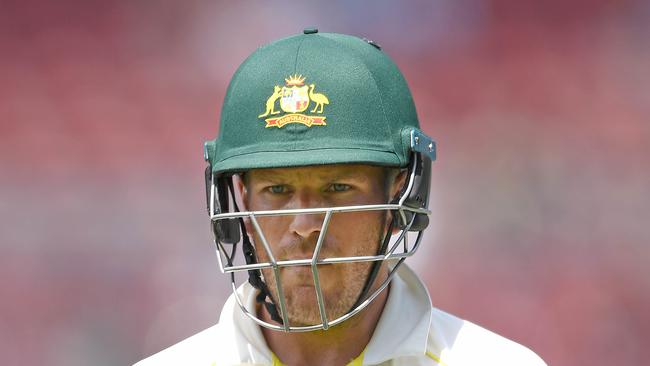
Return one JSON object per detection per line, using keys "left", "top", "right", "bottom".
{"left": 350, "top": 180, "right": 408, "bottom": 312}
{"left": 349, "top": 216, "right": 395, "bottom": 311}
{"left": 240, "top": 219, "right": 285, "bottom": 324}
{"left": 227, "top": 180, "right": 285, "bottom": 324}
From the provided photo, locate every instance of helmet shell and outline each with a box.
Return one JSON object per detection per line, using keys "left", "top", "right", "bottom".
{"left": 205, "top": 31, "right": 421, "bottom": 175}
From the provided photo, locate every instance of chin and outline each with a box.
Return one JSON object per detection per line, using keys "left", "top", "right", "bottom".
{"left": 287, "top": 314, "right": 323, "bottom": 327}
{"left": 284, "top": 301, "right": 352, "bottom": 327}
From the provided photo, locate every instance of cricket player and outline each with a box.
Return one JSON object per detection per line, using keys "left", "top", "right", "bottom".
{"left": 136, "top": 29, "right": 546, "bottom": 366}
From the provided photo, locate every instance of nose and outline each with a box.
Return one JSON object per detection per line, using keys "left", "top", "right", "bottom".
{"left": 289, "top": 212, "right": 325, "bottom": 239}
{"left": 287, "top": 189, "right": 326, "bottom": 239}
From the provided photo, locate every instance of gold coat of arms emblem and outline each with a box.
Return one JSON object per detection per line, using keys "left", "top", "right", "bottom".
{"left": 258, "top": 74, "right": 329, "bottom": 128}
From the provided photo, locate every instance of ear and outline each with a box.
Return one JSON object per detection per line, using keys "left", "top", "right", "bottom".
{"left": 234, "top": 174, "right": 248, "bottom": 210}
{"left": 390, "top": 169, "right": 408, "bottom": 202}
{"left": 233, "top": 174, "right": 253, "bottom": 234}
{"left": 389, "top": 169, "right": 408, "bottom": 235}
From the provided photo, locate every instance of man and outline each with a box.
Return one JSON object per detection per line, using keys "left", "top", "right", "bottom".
{"left": 136, "top": 29, "right": 546, "bottom": 365}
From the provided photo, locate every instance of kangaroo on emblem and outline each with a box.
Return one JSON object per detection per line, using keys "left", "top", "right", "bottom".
{"left": 258, "top": 85, "right": 282, "bottom": 118}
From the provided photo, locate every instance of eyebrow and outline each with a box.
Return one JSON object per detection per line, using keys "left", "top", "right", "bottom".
{"left": 247, "top": 166, "right": 374, "bottom": 184}
{"left": 327, "top": 170, "right": 370, "bottom": 182}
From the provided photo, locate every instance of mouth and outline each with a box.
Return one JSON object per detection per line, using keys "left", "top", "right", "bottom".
{"left": 281, "top": 265, "right": 336, "bottom": 289}
{"left": 282, "top": 265, "right": 314, "bottom": 280}
{"left": 280, "top": 263, "right": 342, "bottom": 291}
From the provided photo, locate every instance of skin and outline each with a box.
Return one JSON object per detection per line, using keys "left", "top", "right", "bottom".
{"left": 236, "top": 164, "right": 406, "bottom": 366}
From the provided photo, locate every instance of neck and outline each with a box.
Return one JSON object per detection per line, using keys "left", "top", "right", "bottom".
{"left": 260, "top": 272, "right": 390, "bottom": 366}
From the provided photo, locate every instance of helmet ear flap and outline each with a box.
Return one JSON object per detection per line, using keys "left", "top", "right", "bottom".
{"left": 205, "top": 168, "right": 241, "bottom": 244}
{"left": 393, "top": 152, "right": 431, "bottom": 232}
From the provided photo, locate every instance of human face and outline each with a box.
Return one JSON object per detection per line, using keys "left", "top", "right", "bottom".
{"left": 238, "top": 164, "right": 404, "bottom": 327}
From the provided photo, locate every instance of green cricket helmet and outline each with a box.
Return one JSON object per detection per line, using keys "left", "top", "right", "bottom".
{"left": 204, "top": 29, "right": 436, "bottom": 332}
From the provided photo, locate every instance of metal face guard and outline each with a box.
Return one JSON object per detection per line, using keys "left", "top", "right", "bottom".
{"left": 207, "top": 156, "right": 431, "bottom": 332}
{"left": 213, "top": 204, "right": 428, "bottom": 332}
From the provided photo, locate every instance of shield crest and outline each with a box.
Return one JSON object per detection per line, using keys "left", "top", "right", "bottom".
{"left": 280, "top": 85, "right": 310, "bottom": 113}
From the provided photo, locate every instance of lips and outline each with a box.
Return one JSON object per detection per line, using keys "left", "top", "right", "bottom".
{"left": 284, "top": 265, "right": 312, "bottom": 274}
{"left": 281, "top": 265, "right": 314, "bottom": 282}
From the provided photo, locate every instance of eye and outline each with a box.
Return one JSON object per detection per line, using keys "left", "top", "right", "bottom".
{"left": 326, "top": 183, "right": 351, "bottom": 192}
{"left": 267, "top": 185, "right": 288, "bottom": 194}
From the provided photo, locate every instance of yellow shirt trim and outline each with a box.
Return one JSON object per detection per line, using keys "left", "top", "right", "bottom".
{"left": 426, "top": 350, "right": 449, "bottom": 366}
{"left": 272, "top": 350, "right": 364, "bottom": 366}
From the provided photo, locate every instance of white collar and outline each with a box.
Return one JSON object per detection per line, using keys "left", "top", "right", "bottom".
{"left": 363, "top": 264, "right": 432, "bottom": 364}
{"left": 222, "top": 263, "right": 432, "bottom": 364}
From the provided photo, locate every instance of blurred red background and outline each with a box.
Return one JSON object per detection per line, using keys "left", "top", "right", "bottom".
{"left": 1, "top": 0, "right": 649, "bottom": 365}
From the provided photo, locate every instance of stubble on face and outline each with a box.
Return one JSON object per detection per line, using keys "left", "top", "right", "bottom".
{"left": 254, "top": 211, "right": 387, "bottom": 327}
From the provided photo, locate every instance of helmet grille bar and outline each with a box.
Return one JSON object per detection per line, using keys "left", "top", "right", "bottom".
{"left": 249, "top": 214, "right": 291, "bottom": 330}
{"left": 311, "top": 211, "right": 333, "bottom": 330}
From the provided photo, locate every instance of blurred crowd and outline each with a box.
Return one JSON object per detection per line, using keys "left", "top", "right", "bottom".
{"left": 1, "top": 1, "right": 649, "bottom": 365}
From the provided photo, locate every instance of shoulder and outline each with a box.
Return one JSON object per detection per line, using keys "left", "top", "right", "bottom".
{"left": 133, "top": 323, "right": 236, "bottom": 366}
{"left": 134, "top": 285, "right": 276, "bottom": 365}
{"left": 425, "top": 307, "right": 547, "bottom": 366}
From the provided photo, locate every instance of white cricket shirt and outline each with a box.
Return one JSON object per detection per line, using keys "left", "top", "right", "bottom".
{"left": 135, "top": 264, "right": 546, "bottom": 365}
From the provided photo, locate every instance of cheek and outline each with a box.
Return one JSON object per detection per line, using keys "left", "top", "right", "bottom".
{"left": 328, "top": 211, "right": 386, "bottom": 254}
{"left": 249, "top": 215, "right": 292, "bottom": 256}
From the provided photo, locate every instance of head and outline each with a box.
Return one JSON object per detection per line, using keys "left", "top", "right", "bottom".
{"left": 204, "top": 29, "right": 436, "bottom": 331}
